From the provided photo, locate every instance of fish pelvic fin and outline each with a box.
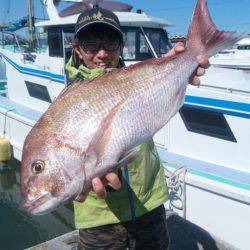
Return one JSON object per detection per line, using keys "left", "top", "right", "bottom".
{"left": 186, "top": 0, "right": 247, "bottom": 58}
{"left": 117, "top": 147, "right": 142, "bottom": 167}
{"left": 84, "top": 99, "right": 125, "bottom": 169}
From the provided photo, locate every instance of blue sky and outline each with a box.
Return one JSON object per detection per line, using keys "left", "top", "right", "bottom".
{"left": 0, "top": 0, "right": 250, "bottom": 36}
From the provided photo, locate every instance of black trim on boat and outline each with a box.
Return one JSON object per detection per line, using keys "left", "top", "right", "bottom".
{"left": 180, "top": 106, "right": 237, "bottom": 142}
{"left": 25, "top": 81, "right": 52, "bottom": 103}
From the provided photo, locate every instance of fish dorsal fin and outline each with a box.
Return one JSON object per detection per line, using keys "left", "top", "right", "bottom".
{"left": 83, "top": 99, "right": 125, "bottom": 169}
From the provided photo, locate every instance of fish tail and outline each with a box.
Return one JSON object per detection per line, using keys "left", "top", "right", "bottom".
{"left": 186, "top": 0, "right": 247, "bottom": 57}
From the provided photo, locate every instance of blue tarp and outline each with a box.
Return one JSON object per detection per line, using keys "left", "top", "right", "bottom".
{"left": 0, "top": 16, "right": 28, "bottom": 32}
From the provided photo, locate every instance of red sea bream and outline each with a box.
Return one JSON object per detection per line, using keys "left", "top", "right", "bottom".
{"left": 20, "top": 0, "right": 247, "bottom": 215}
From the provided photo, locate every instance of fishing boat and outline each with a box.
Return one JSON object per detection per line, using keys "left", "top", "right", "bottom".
{"left": 0, "top": 1, "right": 249, "bottom": 249}
{"left": 211, "top": 37, "right": 250, "bottom": 71}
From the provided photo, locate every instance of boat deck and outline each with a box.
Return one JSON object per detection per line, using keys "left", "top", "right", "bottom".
{"left": 26, "top": 212, "right": 238, "bottom": 250}
{"left": 0, "top": 95, "right": 42, "bottom": 125}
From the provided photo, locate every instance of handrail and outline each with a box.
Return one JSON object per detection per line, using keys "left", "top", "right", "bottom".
{"left": 200, "top": 83, "right": 250, "bottom": 95}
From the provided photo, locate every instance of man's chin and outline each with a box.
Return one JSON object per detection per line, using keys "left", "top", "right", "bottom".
{"left": 94, "top": 64, "right": 110, "bottom": 69}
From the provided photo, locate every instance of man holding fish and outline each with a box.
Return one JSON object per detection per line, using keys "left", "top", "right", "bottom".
{"left": 65, "top": 5, "right": 208, "bottom": 250}
{"left": 21, "top": 0, "right": 245, "bottom": 249}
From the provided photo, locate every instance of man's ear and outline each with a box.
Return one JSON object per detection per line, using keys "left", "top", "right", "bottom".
{"left": 73, "top": 43, "right": 83, "bottom": 60}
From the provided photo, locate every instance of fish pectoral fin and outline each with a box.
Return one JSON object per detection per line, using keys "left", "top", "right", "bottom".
{"left": 84, "top": 99, "right": 125, "bottom": 166}
{"left": 117, "top": 147, "right": 142, "bottom": 167}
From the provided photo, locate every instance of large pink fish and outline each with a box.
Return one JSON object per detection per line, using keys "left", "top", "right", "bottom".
{"left": 20, "top": 0, "right": 246, "bottom": 215}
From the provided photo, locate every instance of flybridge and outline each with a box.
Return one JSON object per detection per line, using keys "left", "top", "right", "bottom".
{"left": 59, "top": 0, "right": 133, "bottom": 17}
{"left": 38, "top": 0, "right": 172, "bottom": 28}
{"left": 44, "top": 0, "right": 132, "bottom": 21}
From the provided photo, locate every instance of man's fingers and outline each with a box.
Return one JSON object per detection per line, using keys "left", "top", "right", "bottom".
{"left": 196, "top": 55, "right": 210, "bottom": 68}
{"left": 189, "top": 75, "right": 200, "bottom": 86}
{"left": 196, "top": 67, "right": 205, "bottom": 77}
{"left": 91, "top": 172, "right": 121, "bottom": 198}
{"left": 173, "top": 42, "right": 185, "bottom": 53}
{"left": 92, "top": 177, "right": 107, "bottom": 198}
{"left": 105, "top": 172, "right": 121, "bottom": 190}
{"left": 75, "top": 193, "right": 87, "bottom": 203}
{"left": 75, "top": 188, "right": 91, "bottom": 203}
{"left": 163, "top": 42, "right": 185, "bottom": 59}
{"left": 188, "top": 55, "right": 209, "bottom": 85}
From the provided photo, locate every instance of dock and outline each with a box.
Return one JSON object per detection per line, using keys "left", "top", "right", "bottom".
{"left": 26, "top": 211, "right": 238, "bottom": 250}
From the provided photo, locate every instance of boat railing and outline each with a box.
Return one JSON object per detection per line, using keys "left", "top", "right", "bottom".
{"left": 200, "top": 83, "right": 250, "bottom": 95}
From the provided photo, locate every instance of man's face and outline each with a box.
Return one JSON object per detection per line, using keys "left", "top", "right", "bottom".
{"left": 75, "top": 37, "right": 122, "bottom": 69}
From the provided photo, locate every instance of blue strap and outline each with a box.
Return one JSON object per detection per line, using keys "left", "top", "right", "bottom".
{"left": 146, "top": 142, "right": 158, "bottom": 160}
{"left": 124, "top": 165, "right": 136, "bottom": 221}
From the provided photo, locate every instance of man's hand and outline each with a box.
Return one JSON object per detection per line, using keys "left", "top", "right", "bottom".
{"left": 75, "top": 172, "right": 122, "bottom": 203}
{"left": 164, "top": 42, "right": 210, "bottom": 85}
{"left": 92, "top": 172, "right": 121, "bottom": 198}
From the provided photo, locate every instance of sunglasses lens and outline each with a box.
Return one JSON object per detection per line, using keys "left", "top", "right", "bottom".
{"left": 81, "top": 41, "right": 120, "bottom": 53}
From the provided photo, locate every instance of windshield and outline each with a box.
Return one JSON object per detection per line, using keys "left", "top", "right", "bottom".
{"left": 122, "top": 27, "right": 172, "bottom": 61}
{"left": 142, "top": 28, "right": 172, "bottom": 57}
{"left": 36, "top": 28, "right": 48, "bottom": 53}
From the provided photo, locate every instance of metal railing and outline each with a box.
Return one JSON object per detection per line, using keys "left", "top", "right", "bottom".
{"left": 200, "top": 83, "right": 250, "bottom": 95}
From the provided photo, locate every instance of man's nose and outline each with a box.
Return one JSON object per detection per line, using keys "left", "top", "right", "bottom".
{"left": 96, "top": 48, "right": 108, "bottom": 58}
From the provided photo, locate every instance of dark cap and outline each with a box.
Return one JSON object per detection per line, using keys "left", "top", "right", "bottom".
{"left": 75, "top": 7, "right": 123, "bottom": 41}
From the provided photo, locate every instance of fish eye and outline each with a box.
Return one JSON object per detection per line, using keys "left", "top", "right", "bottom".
{"left": 31, "top": 160, "right": 45, "bottom": 174}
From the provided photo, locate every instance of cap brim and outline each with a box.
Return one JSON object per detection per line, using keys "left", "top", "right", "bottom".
{"left": 76, "top": 21, "right": 123, "bottom": 40}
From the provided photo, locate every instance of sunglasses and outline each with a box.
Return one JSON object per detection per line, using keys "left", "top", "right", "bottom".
{"left": 79, "top": 41, "right": 120, "bottom": 53}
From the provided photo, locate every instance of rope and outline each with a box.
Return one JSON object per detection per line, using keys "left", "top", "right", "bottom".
{"left": 146, "top": 141, "right": 187, "bottom": 218}
{"left": 162, "top": 164, "right": 187, "bottom": 219}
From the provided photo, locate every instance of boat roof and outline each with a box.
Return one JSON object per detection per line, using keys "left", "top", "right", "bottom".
{"left": 35, "top": 12, "right": 173, "bottom": 29}
{"left": 236, "top": 37, "right": 250, "bottom": 45}
{"left": 59, "top": 1, "right": 133, "bottom": 17}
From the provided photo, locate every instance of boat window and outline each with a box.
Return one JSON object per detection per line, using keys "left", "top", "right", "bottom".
{"left": 143, "top": 28, "right": 171, "bottom": 57}
{"left": 237, "top": 45, "right": 250, "bottom": 50}
{"left": 36, "top": 28, "right": 48, "bottom": 53}
{"left": 180, "top": 106, "right": 237, "bottom": 142}
{"left": 138, "top": 32, "right": 153, "bottom": 60}
{"left": 122, "top": 30, "right": 136, "bottom": 60}
{"left": 121, "top": 27, "right": 171, "bottom": 61}
{"left": 25, "top": 81, "right": 52, "bottom": 103}
{"left": 48, "top": 30, "right": 63, "bottom": 57}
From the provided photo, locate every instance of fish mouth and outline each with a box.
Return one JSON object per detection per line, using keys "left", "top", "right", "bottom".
{"left": 23, "top": 193, "right": 57, "bottom": 215}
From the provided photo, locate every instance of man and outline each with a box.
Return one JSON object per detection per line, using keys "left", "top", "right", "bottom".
{"left": 66, "top": 6, "right": 208, "bottom": 250}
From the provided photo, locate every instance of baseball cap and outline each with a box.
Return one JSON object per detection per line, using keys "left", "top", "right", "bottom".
{"left": 75, "top": 6, "right": 123, "bottom": 41}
